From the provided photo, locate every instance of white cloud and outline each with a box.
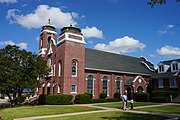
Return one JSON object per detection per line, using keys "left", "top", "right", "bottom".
{"left": 158, "top": 24, "right": 175, "bottom": 35}
{"left": 0, "top": 0, "right": 17, "bottom": 3}
{"left": 157, "top": 45, "right": 180, "bottom": 56}
{"left": 0, "top": 40, "right": 28, "bottom": 49}
{"left": 6, "top": 5, "right": 78, "bottom": 29}
{"left": 82, "top": 27, "right": 104, "bottom": 39}
{"left": 94, "top": 36, "right": 145, "bottom": 54}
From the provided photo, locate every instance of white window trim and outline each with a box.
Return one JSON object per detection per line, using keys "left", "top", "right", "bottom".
{"left": 171, "top": 62, "right": 179, "bottom": 72}
{"left": 71, "top": 85, "right": 77, "bottom": 94}
{"left": 86, "top": 75, "right": 95, "bottom": 96}
{"left": 158, "top": 79, "right": 164, "bottom": 88}
{"left": 169, "top": 79, "right": 178, "bottom": 88}
{"left": 53, "top": 64, "right": 56, "bottom": 76}
{"left": 57, "top": 85, "right": 60, "bottom": 94}
{"left": 58, "top": 61, "right": 61, "bottom": 77}
{"left": 72, "top": 60, "right": 77, "bottom": 77}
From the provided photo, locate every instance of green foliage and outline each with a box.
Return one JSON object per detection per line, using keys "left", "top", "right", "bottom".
{"left": 39, "top": 94, "right": 73, "bottom": 105}
{"left": 114, "top": 92, "right": 121, "bottom": 100}
{"left": 148, "top": 0, "right": 180, "bottom": 7}
{"left": 74, "top": 94, "right": 90, "bottom": 104}
{"left": 133, "top": 93, "right": 150, "bottom": 102}
{"left": 90, "top": 98, "right": 107, "bottom": 103}
{"left": 106, "top": 98, "right": 119, "bottom": 102}
{"left": 152, "top": 90, "right": 178, "bottom": 99}
{"left": 16, "top": 93, "right": 34, "bottom": 103}
{"left": 151, "top": 97, "right": 170, "bottom": 103}
{"left": 0, "top": 45, "right": 48, "bottom": 105}
{"left": 84, "top": 93, "right": 93, "bottom": 99}
{"left": 100, "top": 93, "right": 107, "bottom": 99}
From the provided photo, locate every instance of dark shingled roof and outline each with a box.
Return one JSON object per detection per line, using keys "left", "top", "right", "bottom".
{"left": 85, "top": 48, "right": 153, "bottom": 75}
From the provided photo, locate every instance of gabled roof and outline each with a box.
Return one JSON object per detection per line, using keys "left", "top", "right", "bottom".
{"left": 159, "top": 59, "right": 180, "bottom": 65}
{"left": 85, "top": 48, "right": 153, "bottom": 76}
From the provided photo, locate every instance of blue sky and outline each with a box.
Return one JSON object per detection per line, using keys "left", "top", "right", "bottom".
{"left": 0, "top": 0, "right": 180, "bottom": 66}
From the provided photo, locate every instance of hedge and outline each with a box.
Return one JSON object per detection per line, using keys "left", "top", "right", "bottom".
{"left": 133, "top": 93, "right": 149, "bottom": 102}
{"left": 90, "top": 98, "right": 119, "bottom": 103}
{"left": 114, "top": 93, "right": 121, "bottom": 100}
{"left": 100, "top": 93, "right": 107, "bottom": 99}
{"left": 152, "top": 91, "right": 178, "bottom": 99}
{"left": 151, "top": 97, "right": 169, "bottom": 103}
{"left": 38, "top": 94, "right": 73, "bottom": 105}
{"left": 84, "top": 93, "right": 93, "bottom": 99}
{"left": 74, "top": 94, "right": 90, "bottom": 104}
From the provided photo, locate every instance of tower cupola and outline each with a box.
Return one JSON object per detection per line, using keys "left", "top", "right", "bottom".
{"left": 42, "top": 19, "right": 56, "bottom": 32}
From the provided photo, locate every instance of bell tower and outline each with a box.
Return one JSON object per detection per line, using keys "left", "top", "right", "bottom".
{"left": 38, "top": 19, "right": 57, "bottom": 57}
{"left": 56, "top": 25, "right": 86, "bottom": 94}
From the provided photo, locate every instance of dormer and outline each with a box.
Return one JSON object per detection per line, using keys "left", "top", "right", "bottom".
{"left": 171, "top": 61, "right": 179, "bottom": 72}
{"left": 158, "top": 62, "right": 170, "bottom": 73}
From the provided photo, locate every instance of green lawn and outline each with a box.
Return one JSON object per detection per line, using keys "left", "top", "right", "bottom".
{"left": 39, "top": 111, "right": 166, "bottom": 120}
{"left": 136, "top": 105, "right": 180, "bottom": 114}
{"left": 94, "top": 102, "right": 158, "bottom": 109}
{"left": 0, "top": 105, "right": 101, "bottom": 120}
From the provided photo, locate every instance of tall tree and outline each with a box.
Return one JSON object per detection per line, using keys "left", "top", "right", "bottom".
{"left": 0, "top": 45, "right": 48, "bottom": 105}
{"left": 148, "top": 0, "right": 180, "bottom": 7}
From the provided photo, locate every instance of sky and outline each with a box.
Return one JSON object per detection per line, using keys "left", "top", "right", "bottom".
{"left": 0, "top": 0, "right": 180, "bottom": 66}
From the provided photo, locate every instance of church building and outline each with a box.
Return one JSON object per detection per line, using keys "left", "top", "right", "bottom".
{"left": 37, "top": 20, "right": 154, "bottom": 99}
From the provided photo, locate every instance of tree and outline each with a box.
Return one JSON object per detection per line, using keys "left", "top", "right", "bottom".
{"left": 148, "top": 0, "right": 180, "bottom": 7}
{"left": 0, "top": 45, "right": 48, "bottom": 105}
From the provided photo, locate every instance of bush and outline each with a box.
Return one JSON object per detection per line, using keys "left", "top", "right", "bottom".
{"left": 100, "top": 93, "right": 107, "bottom": 99}
{"left": 84, "top": 93, "right": 93, "bottom": 99}
{"left": 90, "top": 98, "right": 107, "bottom": 103}
{"left": 74, "top": 94, "right": 90, "bottom": 104}
{"left": 38, "top": 94, "right": 73, "bottom": 105}
{"left": 152, "top": 91, "right": 178, "bottom": 99}
{"left": 133, "top": 93, "right": 149, "bottom": 102}
{"left": 151, "top": 97, "right": 169, "bottom": 103}
{"left": 114, "top": 93, "right": 121, "bottom": 100}
{"left": 106, "top": 98, "right": 119, "bottom": 102}
{"left": 38, "top": 94, "right": 47, "bottom": 105}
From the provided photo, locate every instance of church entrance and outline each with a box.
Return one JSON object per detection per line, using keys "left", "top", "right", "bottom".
{"left": 126, "top": 87, "right": 132, "bottom": 100}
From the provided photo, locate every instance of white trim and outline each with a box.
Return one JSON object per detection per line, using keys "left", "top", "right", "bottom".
{"left": 132, "top": 75, "right": 146, "bottom": 83}
{"left": 85, "top": 67, "right": 151, "bottom": 76}
{"left": 57, "top": 85, "right": 60, "bottom": 93}
{"left": 47, "top": 82, "right": 51, "bottom": 87}
{"left": 41, "top": 29, "right": 57, "bottom": 35}
{"left": 42, "top": 83, "right": 45, "bottom": 87}
{"left": 71, "top": 85, "right": 77, "bottom": 93}
{"left": 57, "top": 33, "right": 86, "bottom": 45}
{"left": 141, "top": 61, "right": 155, "bottom": 71}
{"left": 38, "top": 48, "right": 47, "bottom": 55}
{"left": 72, "top": 60, "right": 78, "bottom": 77}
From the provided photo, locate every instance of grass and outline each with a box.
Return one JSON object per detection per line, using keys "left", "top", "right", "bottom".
{"left": 136, "top": 105, "right": 180, "bottom": 114}
{"left": 0, "top": 105, "right": 101, "bottom": 120}
{"left": 94, "top": 102, "right": 158, "bottom": 109}
{"left": 39, "top": 111, "right": 166, "bottom": 120}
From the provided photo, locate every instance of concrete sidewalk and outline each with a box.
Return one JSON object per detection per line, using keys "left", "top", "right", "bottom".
{"left": 14, "top": 103, "right": 180, "bottom": 120}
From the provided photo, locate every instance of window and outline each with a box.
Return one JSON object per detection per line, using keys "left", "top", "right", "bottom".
{"left": 137, "top": 86, "right": 144, "bottom": 93}
{"left": 72, "top": 60, "right": 77, "bottom": 77}
{"left": 87, "top": 75, "right": 94, "bottom": 95}
{"left": 158, "top": 79, "right": 164, "bottom": 88}
{"left": 172, "top": 63, "right": 178, "bottom": 71}
{"left": 58, "top": 61, "right": 62, "bottom": 76}
{"left": 71, "top": 85, "right": 76, "bottom": 93}
{"left": 116, "top": 77, "right": 121, "bottom": 94}
{"left": 169, "top": 78, "right": 178, "bottom": 88}
{"left": 102, "top": 76, "right": 109, "bottom": 95}
{"left": 159, "top": 65, "right": 164, "bottom": 72}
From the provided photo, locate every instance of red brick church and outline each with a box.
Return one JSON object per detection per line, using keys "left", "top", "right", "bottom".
{"left": 36, "top": 20, "right": 154, "bottom": 99}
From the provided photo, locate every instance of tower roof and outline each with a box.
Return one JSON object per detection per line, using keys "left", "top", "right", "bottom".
{"left": 42, "top": 19, "right": 56, "bottom": 31}
{"left": 60, "top": 25, "right": 82, "bottom": 36}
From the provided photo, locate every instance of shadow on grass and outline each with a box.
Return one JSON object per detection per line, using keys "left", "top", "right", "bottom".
{"left": 101, "top": 113, "right": 166, "bottom": 120}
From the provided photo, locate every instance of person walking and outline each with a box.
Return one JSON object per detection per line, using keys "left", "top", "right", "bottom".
{"left": 130, "top": 99, "right": 134, "bottom": 110}
{"left": 122, "top": 93, "right": 127, "bottom": 110}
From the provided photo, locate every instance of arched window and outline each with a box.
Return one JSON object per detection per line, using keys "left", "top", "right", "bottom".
{"left": 102, "top": 76, "right": 109, "bottom": 95}
{"left": 137, "top": 86, "right": 143, "bottom": 93}
{"left": 72, "top": 60, "right": 77, "bottom": 77}
{"left": 58, "top": 60, "right": 62, "bottom": 77}
{"left": 87, "top": 75, "right": 94, "bottom": 95}
{"left": 116, "top": 77, "right": 121, "bottom": 94}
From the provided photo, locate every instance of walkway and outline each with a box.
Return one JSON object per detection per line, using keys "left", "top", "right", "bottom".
{"left": 14, "top": 103, "right": 180, "bottom": 120}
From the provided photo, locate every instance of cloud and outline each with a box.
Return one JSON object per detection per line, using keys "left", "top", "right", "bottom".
{"left": 94, "top": 36, "right": 145, "bottom": 54}
{"left": 157, "top": 45, "right": 180, "bottom": 56}
{"left": 6, "top": 5, "right": 78, "bottom": 29}
{"left": 82, "top": 27, "right": 104, "bottom": 39}
{"left": 0, "top": 40, "right": 28, "bottom": 49}
{"left": 158, "top": 24, "right": 175, "bottom": 35}
{"left": 0, "top": 0, "right": 17, "bottom": 3}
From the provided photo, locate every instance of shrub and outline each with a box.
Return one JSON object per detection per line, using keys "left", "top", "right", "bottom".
{"left": 74, "top": 94, "right": 90, "bottom": 104}
{"left": 152, "top": 91, "right": 178, "bottom": 99}
{"left": 84, "top": 93, "right": 93, "bottom": 99}
{"left": 133, "top": 93, "right": 149, "bottom": 102}
{"left": 151, "top": 97, "right": 169, "bottom": 103}
{"left": 45, "top": 94, "right": 73, "bottom": 105}
{"left": 38, "top": 94, "right": 47, "bottom": 105}
{"left": 100, "top": 93, "right": 107, "bottom": 99}
{"left": 90, "top": 98, "right": 107, "bottom": 103}
{"left": 106, "top": 98, "right": 119, "bottom": 102}
{"left": 114, "top": 93, "right": 121, "bottom": 100}
{"left": 38, "top": 94, "right": 73, "bottom": 105}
